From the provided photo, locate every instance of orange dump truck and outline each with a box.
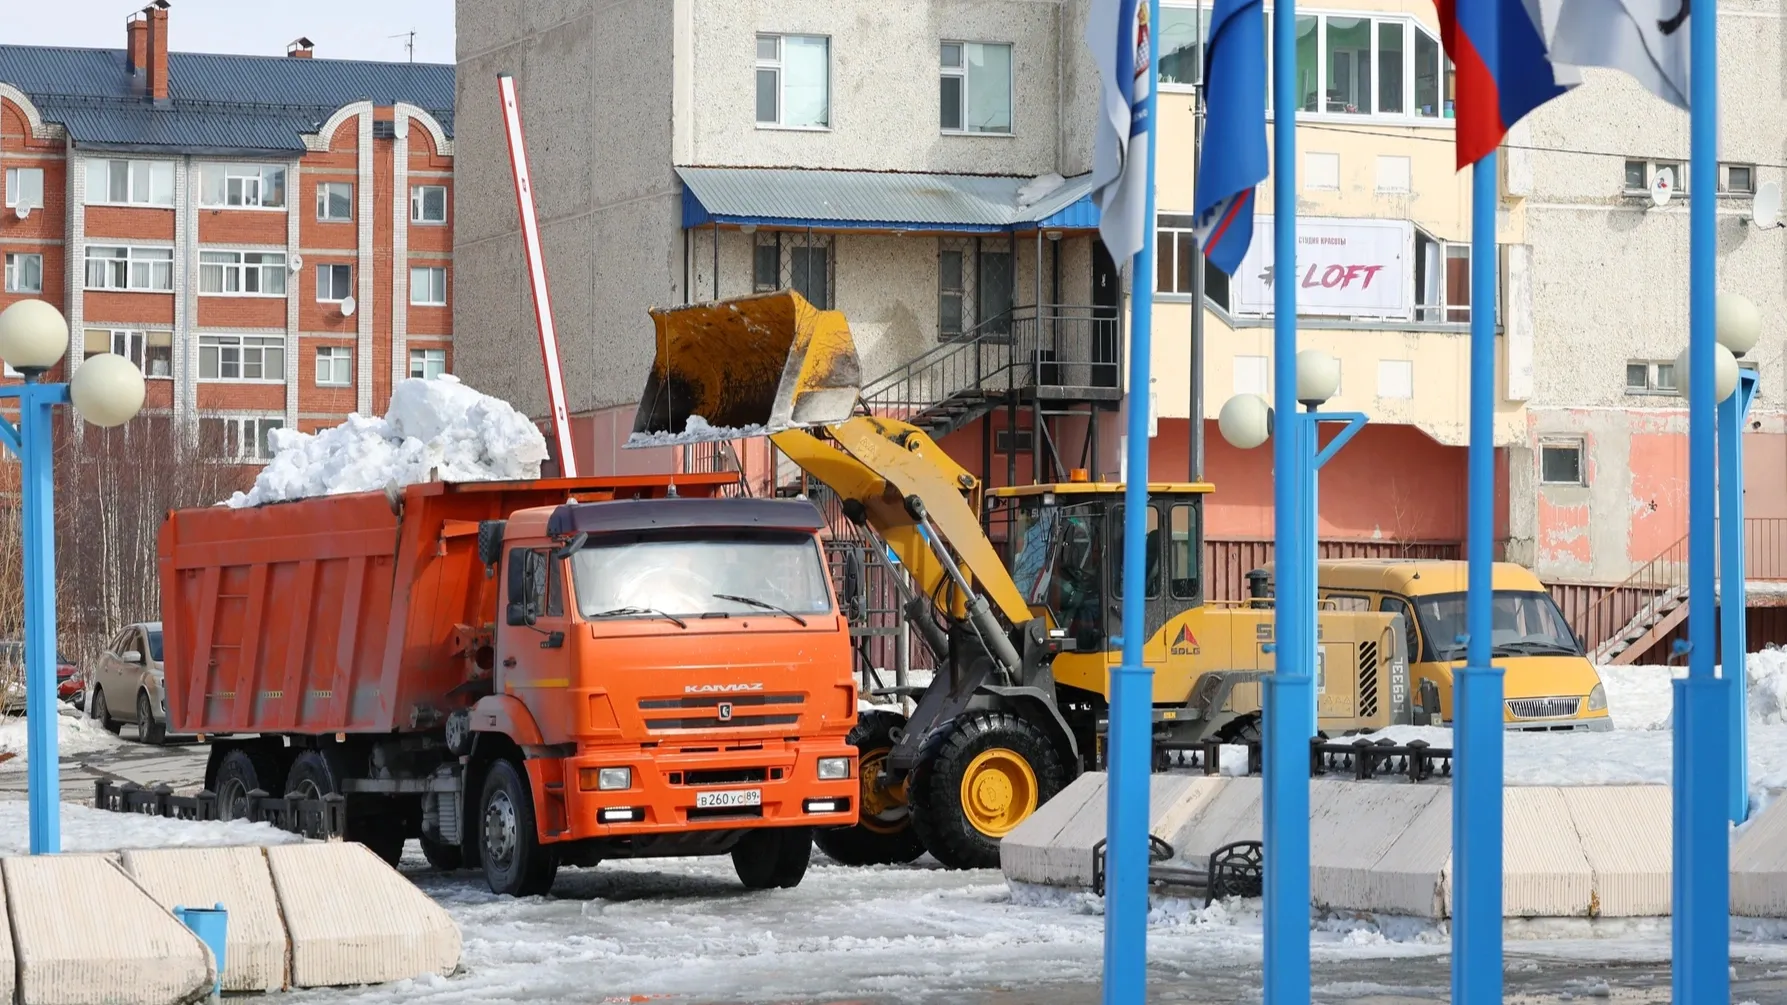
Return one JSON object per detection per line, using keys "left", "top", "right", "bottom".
{"left": 157, "top": 473, "right": 859, "bottom": 895}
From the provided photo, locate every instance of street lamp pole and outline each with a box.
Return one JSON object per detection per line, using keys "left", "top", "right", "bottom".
{"left": 0, "top": 300, "right": 147, "bottom": 854}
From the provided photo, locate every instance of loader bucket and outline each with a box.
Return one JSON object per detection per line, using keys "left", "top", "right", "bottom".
{"left": 627, "top": 290, "right": 863, "bottom": 447}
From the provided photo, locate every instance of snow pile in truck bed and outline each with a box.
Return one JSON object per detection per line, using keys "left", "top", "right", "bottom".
{"left": 624, "top": 414, "right": 769, "bottom": 448}
{"left": 226, "top": 376, "right": 549, "bottom": 508}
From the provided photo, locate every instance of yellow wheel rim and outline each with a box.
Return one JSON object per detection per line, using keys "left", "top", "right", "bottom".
{"left": 858, "top": 748, "right": 911, "bottom": 834}
{"left": 959, "top": 747, "right": 1038, "bottom": 838}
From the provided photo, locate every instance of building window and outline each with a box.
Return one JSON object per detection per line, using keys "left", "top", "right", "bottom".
{"left": 1539, "top": 440, "right": 1585, "bottom": 486}
{"left": 83, "top": 328, "right": 172, "bottom": 378}
{"left": 199, "top": 250, "right": 287, "bottom": 296}
{"left": 85, "top": 245, "right": 174, "bottom": 292}
{"left": 315, "top": 346, "right": 353, "bottom": 387}
{"left": 1155, "top": 214, "right": 1231, "bottom": 310}
{"left": 3, "top": 253, "right": 42, "bottom": 294}
{"left": 3, "top": 168, "right": 43, "bottom": 210}
{"left": 1625, "top": 359, "right": 1678, "bottom": 395}
{"left": 409, "top": 266, "right": 447, "bottom": 306}
{"left": 1378, "top": 359, "right": 1414, "bottom": 399}
{"left": 940, "top": 41, "right": 1013, "bottom": 134}
{"left": 316, "top": 263, "right": 354, "bottom": 303}
{"left": 84, "top": 159, "right": 174, "bottom": 206}
{"left": 1159, "top": 6, "right": 1206, "bottom": 87}
{"left": 938, "top": 236, "right": 1011, "bottom": 338}
{"left": 1624, "top": 159, "right": 1684, "bottom": 196}
{"left": 198, "top": 163, "right": 287, "bottom": 208}
{"left": 755, "top": 34, "right": 829, "bottom": 129}
{"left": 316, "top": 182, "right": 353, "bottom": 221}
{"left": 752, "top": 232, "right": 835, "bottom": 310}
{"left": 409, "top": 348, "right": 447, "bottom": 379}
{"left": 198, "top": 335, "right": 286, "bottom": 382}
{"left": 1414, "top": 230, "right": 1482, "bottom": 324}
{"left": 410, "top": 185, "right": 447, "bottom": 224}
{"left": 1720, "top": 163, "right": 1756, "bottom": 196}
{"left": 200, "top": 415, "right": 284, "bottom": 462}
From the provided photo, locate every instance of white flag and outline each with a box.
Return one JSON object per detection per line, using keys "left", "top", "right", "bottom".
{"left": 1086, "top": 0, "right": 1152, "bottom": 263}
{"left": 1541, "top": 0, "right": 1688, "bottom": 108}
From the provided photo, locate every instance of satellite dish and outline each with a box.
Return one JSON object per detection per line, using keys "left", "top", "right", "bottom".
{"left": 339, "top": 295, "right": 357, "bottom": 317}
{"left": 289, "top": 253, "right": 303, "bottom": 271}
{"left": 1753, "top": 181, "right": 1782, "bottom": 229}
{"left": 13, "top": 203, "right": 29, "bottom": 220}
{"left": 1650, "top": 169, "right": 1674, "bottom": 208}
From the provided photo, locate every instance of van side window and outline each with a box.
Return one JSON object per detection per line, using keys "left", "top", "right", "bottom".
{"left": 1379, "top": 596, "right": 1422, "bottom": 661}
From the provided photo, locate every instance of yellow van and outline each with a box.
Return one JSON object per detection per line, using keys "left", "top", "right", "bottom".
{"left": 1310, "top": 559, "right": 1611, "bottom": 732}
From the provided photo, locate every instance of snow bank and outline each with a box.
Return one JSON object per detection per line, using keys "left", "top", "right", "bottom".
{"left": 1747, "top": 647, "right": 1787, "bottom": 724}
{"left": 226, "top": 376, "right": 549, "bottom": 508}
{"left": 0, "top": 800, "right": 301, "bottom": 856}
{"left": 0, "top": 710, "right": 127, "bottom": 762}
{"left": 624, "top": 414, "right": 768, "bottom": 448}
{"left": 1016, "top": 172, "right": 1067, "bottom": 208}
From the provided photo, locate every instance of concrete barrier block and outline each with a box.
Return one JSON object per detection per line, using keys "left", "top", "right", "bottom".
{"left": 121, "top": 846, "right": 288, "bottom": 992}
{"left": 5, "top": 854, "right": 213, "bottom": 1005}
{"left": 266, "top": 841, "right": 461, "bottom": 988}
{"left": 1498, "top": 787, "right": 1594, "bottom": 918}
{"left": 1165, "top": 776, "right": 1262, "bottom": 864}
{"left": 1734, "top": 793, "right": 1787, "bottom": 916}
{"left": 1370, "top": 785, "right": 1453, "bottom": 919}
{"left": 1310, "top": 781, "right": 1446, "bottom": 916}
{"left": 1002, "top": 772, "right": 1105, "bottom": 885}
{"left": 1561, "top": 785, "right": 1672, "bottom": 918}
{"left": 1150, "top": 775, "right": 1227, "bottom": 851}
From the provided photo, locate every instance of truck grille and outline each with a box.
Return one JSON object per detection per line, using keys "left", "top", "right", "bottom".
{"left": 1506, "top": 696, "right": 1581, "bottom": 720}
{"left": 639, "top": 693, "right": 802, "bottom": 731}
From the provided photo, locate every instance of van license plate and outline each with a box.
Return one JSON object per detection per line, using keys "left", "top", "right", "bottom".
{"left": 696, "top": 789, "right": 761, "bottom": 809}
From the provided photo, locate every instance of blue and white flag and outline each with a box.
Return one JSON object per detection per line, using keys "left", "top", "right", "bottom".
{"left": 1539, "top": 0, "right": 1687, "bottom": 109}
{"left": 1086, "top": 0, "right": 1153, "bottom": 264}
{"left": 1191, "top": 0, "right": 1267, "bottom": 275}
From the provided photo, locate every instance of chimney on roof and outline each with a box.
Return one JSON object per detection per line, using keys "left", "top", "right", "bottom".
{"left": 144, "top": 0, "right": 170, "bottom": 101}
{"left": 125, "top": 12, "right": 148, "bottom": 78}
{"left": 286, "top": 37, "right": 315, "bottom": 58}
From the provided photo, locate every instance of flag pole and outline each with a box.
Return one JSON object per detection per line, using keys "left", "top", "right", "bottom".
{"left": 1103, "top": 0, "right": 1160, "bottom": 1001}
{"left": 1676, "top": 0, "right": 1730, "bottom": 993}
{"left": 1261, "top": 0, "right": 1310, "bottom": 997}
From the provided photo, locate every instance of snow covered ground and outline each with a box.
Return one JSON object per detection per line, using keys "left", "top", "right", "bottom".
{"left": 0, "top": 708, "right": 129, "bottom": 761}
{"left": 0, "top": 799, "right": 300, "bottom": 856}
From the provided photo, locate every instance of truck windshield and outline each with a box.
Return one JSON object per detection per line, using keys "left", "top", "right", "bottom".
{"left": 1411, "top": 590, "right": 1582, "bottom": 661}
{"left": 569, "top": 532, "right": 834, "bottom": 622}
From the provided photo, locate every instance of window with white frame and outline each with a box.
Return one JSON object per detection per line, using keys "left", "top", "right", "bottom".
{"left": 198, "top": 335, "right": 286, "bottom": 382}
{"left": 85, "top": 245, "right": 173, "bottom": 291}
{"left": 1155, "top": 214, "right": 1230, "bottom": 310}
{"left": 1625, "top": 359, "right": 1677, "bottom": 395}
{"left": 4, "top": 167, "right": 44, "bottom": 210}
{"left": 199, "top": 250, "right": 287, "bottom": 296}
{"left": 315, "top": 182, "right": 353, "bottom": 221}
{"left": 199, "top": 415, "right": 284, "bottom": 462}
{"left": 83, "top": 328, "right": 172, "bottom": 377}
{"left": 1720, "top": 163, "right": 1756, "bottom": 196}
{"left": 1539, "top": 440, "right": 1585, "bottom": 486}
{"left": 84, "top": 159, "right": 174, "bottom": 206}
{"left": 1413, "top": 229, "right": 1494, "bottom": 324}
{"left": 315, "top": 346, "right": 353, "bottom": 387}
{"left": 198, "top": 163, "right": 287, "bottom": 208}
{"left": 316, "top": 263, "right": 353, "bottom": 302}
{"left": 4, "top": 253, "right": 42, "bottom": 294}
{"left": 410, "top": 266, "right": 447, "bottom": 306}
{"left": 408, "top": 348, "right": 447, "bottom": 379}
{"left": 940, "top": 42, "right": 1013, "bottom": 134}
{"left": 1624, "top": 159, "right": 1685, "bottom": 196}
{"left": 410, "top": 185, "right": 447, "bottom": 224}
{"left": 755, "top": 34, "right": 829, "bottom": 128}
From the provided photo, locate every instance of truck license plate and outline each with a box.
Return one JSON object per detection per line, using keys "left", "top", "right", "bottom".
{"left": 696, "top": 788, "right": 761, "bottom": 809}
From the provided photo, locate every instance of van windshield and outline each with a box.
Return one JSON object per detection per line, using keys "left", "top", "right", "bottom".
{"left": 569, "top": 532, "right": 834, "bottom": 622}
{"left": 1411, "top": 590, "right": 1582, "bottom": 661}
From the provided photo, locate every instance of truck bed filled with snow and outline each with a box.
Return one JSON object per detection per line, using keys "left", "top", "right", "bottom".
{"left": 227, "top": 376, "right": 549, "bottom": 508}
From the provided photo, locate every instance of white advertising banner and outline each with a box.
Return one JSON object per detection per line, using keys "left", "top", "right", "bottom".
{"left": 1233, "top": 216, "right": 1413, "bottom": 320}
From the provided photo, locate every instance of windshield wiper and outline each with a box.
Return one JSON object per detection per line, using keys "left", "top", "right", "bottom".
{"left": 1493, "top": 641, "right": 1581, "bottom": 657}
{"left": 713, "top": 594, "right": 808, "bottom": 627}
{"left": 590, "top": 606, "right": 688, "bottom": 629}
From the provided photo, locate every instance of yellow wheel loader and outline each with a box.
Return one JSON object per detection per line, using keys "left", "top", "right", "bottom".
{"left": 630, "top": 290, "right": 1416, "bottom": 870}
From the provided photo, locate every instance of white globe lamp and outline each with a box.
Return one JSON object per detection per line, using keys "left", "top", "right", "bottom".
{"left": 1218, "top": 393, "right": 1272, "bottom": 450}
{"left": 1716, "top": 292, "right": 1762, "bottom": 358}
{"left": 69, "top": 353, "right": 146, "bottom": 428}
{"left": 0, "top": 300, "right": 70, "bottom": 375}
{"left": 1296, "top": 349, "right": 1341, "bottom": 408}
{"left": 1676, "top": 343, "right": 1739, "bottom": 403}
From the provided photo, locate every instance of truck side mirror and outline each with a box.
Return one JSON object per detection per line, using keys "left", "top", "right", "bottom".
{"left": 507, "top": 603, "right": 536, "bottom": 627}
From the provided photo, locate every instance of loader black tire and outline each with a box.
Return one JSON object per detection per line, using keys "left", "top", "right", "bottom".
{"left": 479, "top": 758, "right": 559, "bottom": 897}
{"left": 908, "top": 711, "right": 1069, "bottom": 870}
{"left": 733, "top": 826, "right": 813, "bottom": 890}
{"left": 1216, "top": 714, "right": 1261, "bottom": 744}
{"left": 813, "top": 710, "right": 925, "bottom": 866}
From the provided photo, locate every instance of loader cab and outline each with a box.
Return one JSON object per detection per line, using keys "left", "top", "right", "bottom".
{"left": 987, "top": 480, "right": 1211, "bottom": 655}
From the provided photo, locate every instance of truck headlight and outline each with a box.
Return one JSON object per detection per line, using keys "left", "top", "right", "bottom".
{"left": 596, "top": 767, "right": 632, "bottom": 791}
{"left": 817, "top": 757, "right": 851, "bottom": 781}
{"left": 1587, "top": 684, "right": 1607, "bottom": 712}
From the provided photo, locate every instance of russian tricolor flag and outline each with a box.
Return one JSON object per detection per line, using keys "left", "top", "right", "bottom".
{"left": 1435, "top": 0, "right": 1575, "bottom": 167}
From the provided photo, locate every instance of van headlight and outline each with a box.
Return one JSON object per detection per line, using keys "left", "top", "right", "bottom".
{"left": 1587, "top": 684, "right": 1607, "bottom": 712}
{"left": 817, "top": 757, "right": 851, "bottom": 780}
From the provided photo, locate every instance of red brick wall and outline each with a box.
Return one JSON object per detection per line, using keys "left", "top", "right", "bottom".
{"left": 85, "top": 206, "right": 174, "bottom": 242}
{"left": 197, "top": 297, "right": 282, "bottom": 329}
{"left": 197, "top": 210, "right": 285, "bottom": 246}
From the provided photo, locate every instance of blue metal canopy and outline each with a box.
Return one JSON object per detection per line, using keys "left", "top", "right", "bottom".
{"left": 678, "top": 166, "right": 1099, "bottom": 233}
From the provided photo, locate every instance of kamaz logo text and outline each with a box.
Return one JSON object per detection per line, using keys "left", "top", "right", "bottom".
{"left": 684, "top": 683, "right": 765, "bottom": 694}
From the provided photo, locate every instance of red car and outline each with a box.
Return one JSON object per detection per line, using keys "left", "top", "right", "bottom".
{"left": 0, "top": 642, "right": 83, "bottom": 712}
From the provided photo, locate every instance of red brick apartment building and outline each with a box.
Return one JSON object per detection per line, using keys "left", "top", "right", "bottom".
{"left": 0, "top": 3, "right": 455, "bottom": 462}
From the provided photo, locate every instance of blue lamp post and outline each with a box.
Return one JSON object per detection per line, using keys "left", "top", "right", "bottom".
{"left": 1708, "top": 293, "right": 1763, "bottom": 826}
{"left": 0, "top": 299, "right": 146, "bottom": 855}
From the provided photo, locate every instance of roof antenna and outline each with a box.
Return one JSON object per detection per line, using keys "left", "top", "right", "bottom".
{"left": 389, "top": 30, "right": 415, "bottom": 62}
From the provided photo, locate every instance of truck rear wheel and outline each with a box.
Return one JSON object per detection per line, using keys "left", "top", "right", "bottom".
{"left": 285, "top": 749, "right": 406, "bottom": 867}
{"left": 419, "top": 834, "right": 463, "bottom": 871}
{"left": 732, "top": 826, "right": 813, "bottom": 890}
{"left": 479, "top": 759, "right": 558, "bottom": 897}
{"left": 908, "top": 711, "right": 1068, "bottom": 870}
{"left": 812, "top": 710, "right": 924, "bottom": 866}
{"left": 214, "top": 746, "right": 282, "bottom": 822}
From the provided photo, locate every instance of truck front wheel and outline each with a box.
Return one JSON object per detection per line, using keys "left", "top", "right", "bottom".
{"left": 908, "top": 710, "right": 1068, "bottom": 870}
{"left": 813, "top": 710, "right": 924, "bottom": 866}
{"left": 479, "top": 759, "right": 558, "bottom": 897}
{"left": 732, "top": 826, "right": 812, "bottom": 890}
